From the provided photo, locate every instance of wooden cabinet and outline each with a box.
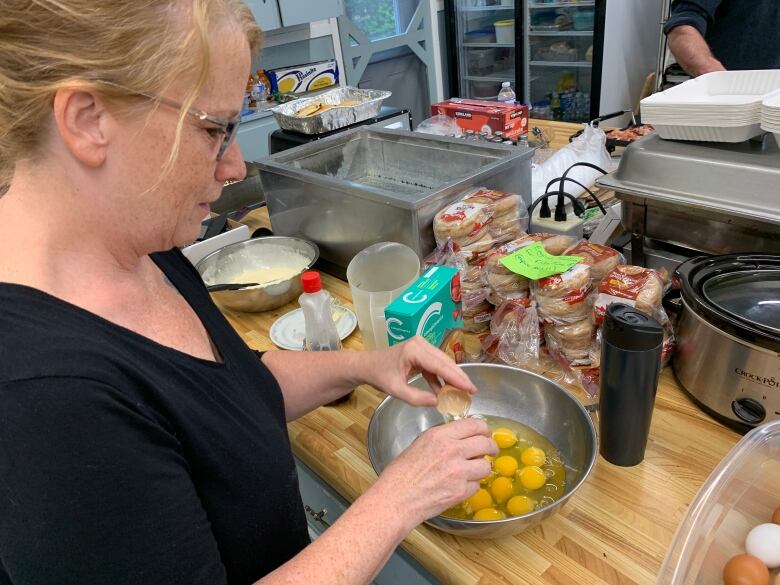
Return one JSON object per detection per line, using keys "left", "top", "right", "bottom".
{"left": 246, "top": 0, "right": 342, "bottom": 31}
{"left": 278, "top": 0, "right": 343, "bottom": 27}
{"left": 244, "top": 0, "right": 281, "bottom": 31}
{"left": 236, "top": 114, "right": 278, "bottom": 162}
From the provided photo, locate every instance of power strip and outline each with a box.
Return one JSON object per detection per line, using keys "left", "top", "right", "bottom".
{"left": 529, "top": 208, "right": 585, "bottom": 239}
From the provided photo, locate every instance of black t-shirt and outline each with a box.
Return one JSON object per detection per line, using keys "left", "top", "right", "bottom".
{"left": 665, "top": 0, "right": 780, "bottom": 71}
{"left": 0, "top": 249, "right": 310, "bottom": 585}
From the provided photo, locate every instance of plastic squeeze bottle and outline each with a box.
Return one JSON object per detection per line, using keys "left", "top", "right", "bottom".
{"left": 299, "top": 271, "right": 342, "bottom": 352}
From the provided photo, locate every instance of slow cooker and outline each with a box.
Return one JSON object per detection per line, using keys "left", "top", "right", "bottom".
{"left": 673, "top": 255, "right": 780, "bottom": 432}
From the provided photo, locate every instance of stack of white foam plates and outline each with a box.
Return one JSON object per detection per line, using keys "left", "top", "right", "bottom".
{"left": 641, "top": 70, "right": 780, "bottom": 142}
{"left": 760, "top": 88, "right": 780, "bottom": 145}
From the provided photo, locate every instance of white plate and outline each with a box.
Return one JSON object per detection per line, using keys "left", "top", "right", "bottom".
{"left": 270, "top": 306, "right": 358, "bottom": 351}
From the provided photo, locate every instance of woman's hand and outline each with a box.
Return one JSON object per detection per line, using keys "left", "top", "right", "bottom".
{"left": 358, "top": 337, "right": 477, "bottom": 407}
{"left": 373, "top": 417, "right": 498, "bottom": 528}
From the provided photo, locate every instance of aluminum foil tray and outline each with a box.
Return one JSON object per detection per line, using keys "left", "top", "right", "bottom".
{"left": 270, "top": 87, "right": 392, "bottom": 135}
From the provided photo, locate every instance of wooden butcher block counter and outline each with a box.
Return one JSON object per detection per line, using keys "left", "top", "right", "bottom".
{"left": 217, "top": 207, "right": 743, "bottom": 585}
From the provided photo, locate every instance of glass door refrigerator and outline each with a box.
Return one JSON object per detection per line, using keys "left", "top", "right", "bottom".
{"left": 445, "top": 0, "right": 662, "bottom": 125}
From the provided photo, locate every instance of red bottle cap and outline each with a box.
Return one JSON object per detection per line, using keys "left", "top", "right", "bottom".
{"left": 301, "top": 271, "right": 322, "bottom": 294}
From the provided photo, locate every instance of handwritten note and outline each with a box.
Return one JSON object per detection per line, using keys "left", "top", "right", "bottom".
{"left": 499, "top": 243, "right": 582, "bottom": 280}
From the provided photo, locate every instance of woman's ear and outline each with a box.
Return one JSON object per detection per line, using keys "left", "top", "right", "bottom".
{"left": 52, "top": 89, "right": 111, "bottom": 168}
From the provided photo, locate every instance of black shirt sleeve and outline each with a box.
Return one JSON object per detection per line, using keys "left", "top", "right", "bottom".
{"left": 664, "top": 0, "right": 723, "bottom": 36}
{"left": 0, "top": 377, "right": 229, "bottom": 585}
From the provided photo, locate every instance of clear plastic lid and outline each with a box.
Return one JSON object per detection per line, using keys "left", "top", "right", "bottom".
{"left": 658, "top": 420, "right": 780, "bottom": 584}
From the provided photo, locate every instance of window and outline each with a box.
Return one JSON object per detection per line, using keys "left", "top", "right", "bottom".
{"left": 344, "top": 0, "right": 421, "bottom": 42}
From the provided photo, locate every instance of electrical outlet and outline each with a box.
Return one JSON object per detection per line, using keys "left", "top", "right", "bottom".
{"left": 529, "top": 208, "right": 584, "bottom": 239}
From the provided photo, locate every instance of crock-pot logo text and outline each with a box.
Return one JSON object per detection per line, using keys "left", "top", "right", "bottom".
{"left": 735, "top": 367, "right": 780, "bottom": 389}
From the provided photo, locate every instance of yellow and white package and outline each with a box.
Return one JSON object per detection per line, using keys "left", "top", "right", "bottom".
{"left": 267, "top": 60, "right": 339, "bottom": 95}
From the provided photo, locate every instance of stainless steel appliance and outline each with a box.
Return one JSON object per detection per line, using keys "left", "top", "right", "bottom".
{"left": 597, "top": 134, "right": 780, "bottom": 273}
{"left": 256, "top": 127, "right": 533, "bottom": 278}
{"left": 367, "top": 363, "right": 597, "bottom": 539}
{"left": 268, "top": 106, "right": 411, "bottom": 155}
{"left": 673, "top": 255, "right": 780, "bottom": 432}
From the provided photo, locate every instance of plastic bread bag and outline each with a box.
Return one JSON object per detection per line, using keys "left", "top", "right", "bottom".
{"left": 530, "top": 123, "right": 612, "bottom": 204}
{"left": 462, "top": 300, "right": 494, "bottom": 334}
{"left": 481, "top": 299, "right": 542, "bottom": 370}
{"left": 482, "top": 233, "right": 575, "bottom": 306}
{"left": 423, "top": 237, "right": 468, "bottom": 273}
{"left": 578, "top": 366, "right": 601, "bottom": 399}
{"left": 532, "top": 263, "right": 595, "bottom": 325}
{"left": 433, "top": 188, "right": 529, "bottom": 260}
{"left": 440, "top": 328, "right": 465, "bottom": 364}
{"left": 562, "top": 240, "right": 624, "bottom": 284}
{"left": 544, "top": 317, "right": 596, "bottom": 367}
{"left": 462, "top": 188, "right": 529, "bottom": 236}
{"left": 462, "top": 330, "right": 490, "bottom": 363}
{"left": 593, "top": 265, "right": 664, "bottom": 326}
{"left": 481, "top": 303, "right": 580, "bottom": 388}
{"left": 424, "top": 239, "right": 489, "bottom": 311}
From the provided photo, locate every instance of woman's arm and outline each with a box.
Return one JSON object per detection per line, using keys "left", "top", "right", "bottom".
{"left": 262, "top": 337, "right": 478, "bottom": 421}
{"left": 257, "top": 417, "right": 496, "bottom": 585}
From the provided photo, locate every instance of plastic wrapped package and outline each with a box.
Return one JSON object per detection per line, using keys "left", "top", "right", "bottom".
{"left": 593, "top": 265, "right": 664, "bottom": 325}
{"left": 481, "top": 299, "right": 542, "bottom": 370}
{"left": 423, "top": 239, "right": 488, "bottom": 311}
{"left": 415, "top": 114, "right": 463, "bottom": 137}
{"left": 544, "top": 318, "right": 596, "bottom": 366}
{"left": 440, "top": 328, "right": 465, "bottom": 364}
{"left": 423, "top": 237, "right": 468, "bottom": 273}
{"left": 562, "top": 240, "right": 623, "bottom": 283}
{"left": 530, "top": 123, "right": 612, "bottom": 203}
{"left": 482, "top": 233, "right": 575, "bottom": 306}
{"left": 533, "top": 263, "right": 595, "bottom": 325}
{"left": 462, "top": 299, "right": 494, "bottom": 333}
{"left": 481, "top": 301, "right": 582, "bottom": 387}
{"left": 462, "top": 330, "right": 490, "bottom": 363}
{"left": 433, "top": 188, "right": 530, "bottom": 262}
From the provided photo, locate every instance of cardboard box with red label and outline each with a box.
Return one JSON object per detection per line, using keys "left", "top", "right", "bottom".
{"left": 432, "top": 99, "right": 529, "bottom": 140}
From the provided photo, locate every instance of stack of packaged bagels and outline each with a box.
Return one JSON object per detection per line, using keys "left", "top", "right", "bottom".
{"left": 431, "top": 187, "right": 530, "bottom": 362}
{"left": 426, "top": 187, "right": 674, "bottom": 379}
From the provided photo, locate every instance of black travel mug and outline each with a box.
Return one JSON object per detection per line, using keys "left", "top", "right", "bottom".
{"left": 599, "top": 303, "right": 663, "bottom": 467}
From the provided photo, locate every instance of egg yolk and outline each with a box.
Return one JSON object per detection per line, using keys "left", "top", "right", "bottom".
{"left": 520, "top": 447, "right": 546, "bottom": 467}
{"left": 519, "top": 466, "right": 546, "bottom": 490}
{"left": 473, "top": 507, "right": 506, "bottom": 521}
{"left": 466, "top": 488, "right": 493, "bottom": 513}
{"left": 490, "top": 476, "right": 514, "bottom": 503}
{"left": 507, "top": 495, "right": 536, "bottom": 516}
{"left": 492, "top": 427, "right": 518, "bottom": 449}
{"left": 493, "top": 455, "right": 519, "bottom": 477}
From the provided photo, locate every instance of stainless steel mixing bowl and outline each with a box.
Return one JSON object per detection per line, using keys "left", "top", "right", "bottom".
{"left": 195, "top": 236, "right": 319, "bottom": 312}
{"left": 367, "top": 363, "right": 597, "bottom": 539}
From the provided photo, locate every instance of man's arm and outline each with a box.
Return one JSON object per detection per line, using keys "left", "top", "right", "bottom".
{"left": 667, "top": 24, "right": 726, "bottom": 77}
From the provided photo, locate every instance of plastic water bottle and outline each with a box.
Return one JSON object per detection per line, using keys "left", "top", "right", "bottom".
{"left": 299, "top": 271, "right": 341, "bottom": 352}
{"left": 497, "top": 81, "right": 516, "bottom": 104}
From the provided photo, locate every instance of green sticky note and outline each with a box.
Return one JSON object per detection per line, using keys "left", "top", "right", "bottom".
{"left": 499, "top": 242, "right": 582, "bottom": 280}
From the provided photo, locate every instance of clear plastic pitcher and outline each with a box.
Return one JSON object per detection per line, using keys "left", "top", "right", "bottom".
{"left": 346, "top": 242, "right": 421, "bottom": 350}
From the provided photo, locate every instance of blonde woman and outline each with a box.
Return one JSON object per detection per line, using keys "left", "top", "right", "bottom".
{"left": 0, "top": 1, "right": 497, "bottom": 584}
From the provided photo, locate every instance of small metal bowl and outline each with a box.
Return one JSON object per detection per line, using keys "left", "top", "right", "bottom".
{"left": 367, "top": 363, "right": 597, "bottom": 539}
{"left": 196, "top": 236, "right": 319, "bottom": 312}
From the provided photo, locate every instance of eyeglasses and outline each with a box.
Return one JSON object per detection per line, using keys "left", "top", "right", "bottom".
{"left": 99, "top": 81, "right": 241, "bottom": 160}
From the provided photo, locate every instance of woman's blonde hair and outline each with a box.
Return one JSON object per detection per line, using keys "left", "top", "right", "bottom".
{"left": 0, "top": 0, "right": 262, "bottom": 195}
